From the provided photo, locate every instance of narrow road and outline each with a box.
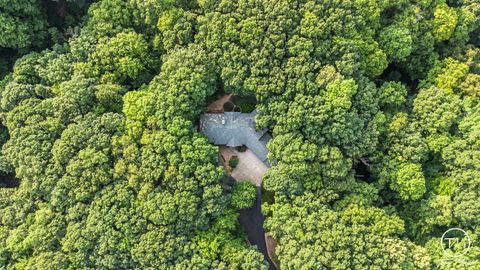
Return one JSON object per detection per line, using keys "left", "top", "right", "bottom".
{"left": 237, "top": 187, "right": 276, "bottom": 269}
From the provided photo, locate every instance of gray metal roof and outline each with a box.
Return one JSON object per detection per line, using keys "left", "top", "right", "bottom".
{"left": 200, "top": 110, "right": 271, "bottom": 166}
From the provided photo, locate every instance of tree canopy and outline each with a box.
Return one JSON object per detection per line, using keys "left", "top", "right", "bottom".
{"left": 1, "top": 0, "right": 480, "bottom": 269}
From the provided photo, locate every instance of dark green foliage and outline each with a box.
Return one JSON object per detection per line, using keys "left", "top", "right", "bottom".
{"left": 148, "top": 44, "right": 216, "bottom": 120}
{"left": 231, "top": 95, "right": 257, "bottom": 113}
{"left": 223, "top": 101, "right": 234, "bottom": 112}
{"left": 0, "top": 0, "right": 48, "bottom": 50}
{"left": 241, "top": 103, "right": 255, "bottom": 113}
{"left": 264, "top": 194, "right": 431, "bottom": 269}
{"left": 75, "top": 31, "right": 156, "bottom": 87}
{"left": 235, "top": 146, "right": 247, "bottom": 152}
{"left": 228, "top": 156, "right": 239, "bottom": 169}
{"left": 0, "top": 0, "right": 91, "bottom": 81}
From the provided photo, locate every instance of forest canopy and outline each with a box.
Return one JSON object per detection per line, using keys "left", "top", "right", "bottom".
{"left": 1, "top": 0, "right": 480, "bottom": 269}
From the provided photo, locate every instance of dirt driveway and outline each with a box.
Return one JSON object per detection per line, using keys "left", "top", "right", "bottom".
{"left": 207, "top": 94, "right": 232, "bottom": 112}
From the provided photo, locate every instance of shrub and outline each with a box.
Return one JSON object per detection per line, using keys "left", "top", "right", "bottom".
{"left": 231, "top": 181, "right": 257, "bottom": 209}
{"left": 236, "top": 145, "right": 247, "bottom": 152}
{"left": 231, "top": 95, "right": 257, "bottom": 113}
{"left": 229, "top": 155, "right": 239, "bottom": 169}
{"left": 241, "top": 102, "right": 256, "bottom": 113}
{"left": 223, "top": 101, "right": 234, "bottom": 112}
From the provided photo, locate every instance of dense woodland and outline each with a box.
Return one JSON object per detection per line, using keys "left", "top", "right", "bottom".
{"left": 0, "top": 0, "right": 479, "bottom": 269}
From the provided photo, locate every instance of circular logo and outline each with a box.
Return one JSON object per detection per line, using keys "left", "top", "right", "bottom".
{"left": 440, "top": 228, "right": 471, "bottom": 258}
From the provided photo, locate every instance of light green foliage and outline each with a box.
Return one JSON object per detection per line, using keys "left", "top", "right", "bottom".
{"left": 11, "top": 52, "right": 46, "bottom": 85}
{"left": 413, "top": 86, "right": 462, "bottom": 134}
{"left": 7, "top": 47, "right": 73, "bottom": 87}
{"left": 425, "top": 230, "right": 480, "bottom": 269}
{"left": 459, "top": 73, "right": 480, "bottom": 97}
{"left": 0, "top": 1, "right": 266, "bottom": 268}
{"left": 157, "top": 8, "right": 194, "bottom": 51}
{"left": 94, "top": 83, "right": 126, "bottom": 113}
{"left": 380, "top": 25, "right": 413, "bottom": 61}
{"left": 266, "top": 66, "right": 379, "bottom": 162}
{"left": 264, "top": 194, "right": 430, "bottom": 269}
{"left": 50, "top": 113, "right": 122, "bottom": 210}
{"left": 85, "top": 0, "right": 141, "bottom": 37}
{"left": 191, "top": 210, "right": 268, "bottom": 269}
{"left": 379, "top": 112, "right": 428, "bottom": 165}
{"left": 122, "top": 91, "right": 155, "bottom": 124}
{"left": 0, "top": 83, "right": 37, "bottom": 112}
{"left": 197, "top": 0, "right": 390, "bottom": 93}
{"left": 433, "top": 4, "right": 458, "bottom": 42}
{"left": 431, "top": 58, "right": 469, "bottom": 94}
{"left": 379, "top": 81, "right": 408, "bottom": 109}
{"left": 392, "top": 162, "right": 426, "bottom": 201}
{"left": 148, "top": 44, "right": 216, "bottom": 120}
{"left": 197, "top": 1, "right": 480, "bottom": 266}
{"left": 231, "top": 181, "right": 256, "bottom": 210}
{"left": 75, "top": 31, "right": 155, "bottom": 86}
{"left": 403, "top": 193, "right": 453, "bottom": 239}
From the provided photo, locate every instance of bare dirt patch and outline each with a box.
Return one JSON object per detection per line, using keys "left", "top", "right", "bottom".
{"left": 207, "top": 94, "right": 233, "bottom": 113}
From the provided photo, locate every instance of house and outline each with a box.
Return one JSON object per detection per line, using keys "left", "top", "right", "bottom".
{"left": 200, "top": 110, "right": 271, "bottom": 166}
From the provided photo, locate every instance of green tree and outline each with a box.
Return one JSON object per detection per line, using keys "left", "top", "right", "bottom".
{"left": 230, "top": 181, "right": 256, "bottom": 210}
{"left": 0, "top": 0, "right": 48, "bottom": 50}
{"left": 1, "top": 1, "right": 480, "bottom": 269}
{"left": 392, "top": 162, "right": 427, "bottom": 201}
{"left": 75, "top": 31, "right": 155, "bottom": 87}
{"left": 148, "top": 44, "right": 217, "bottom": 120}
{"left": 264, "top": 194, "right": 431, "bottom": 269}
{"left": 379, "top": 25, "right": 413, "bottom": 62}
{"left": 433, "top": 4, "right": 458, "bottom": 42}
